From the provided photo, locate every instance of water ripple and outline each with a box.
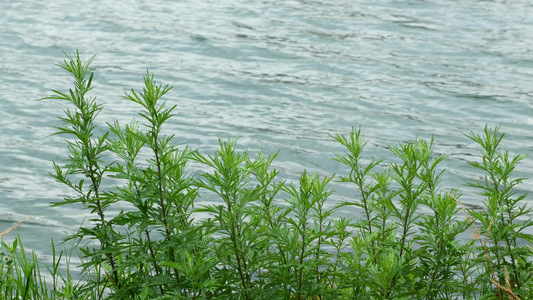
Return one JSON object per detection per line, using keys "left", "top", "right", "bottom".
{"left": 1, "top": 0, "right": 533, "bottom": 255}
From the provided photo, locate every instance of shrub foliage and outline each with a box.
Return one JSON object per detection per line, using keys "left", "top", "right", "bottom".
{"left": 1, "top": 52, "right": 533, "bottom": 299}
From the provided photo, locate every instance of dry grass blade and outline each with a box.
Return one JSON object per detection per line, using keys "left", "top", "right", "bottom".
{"left": 454, "top": 196, "right": 479, "bottom": 239}
{"left": 489, "top": 277, "right": 520, "bottom": 300}
{"left": 504, "top": 267, "right": 513, "bottom": 300}
{"left": 485, "top": 240, "right": 520, "bottom": 300}
{"left": 455, "top": 201, "right": 514, "bottom": 300}
{"left": 0, "top": 218, "right": 33, "bottom": 238}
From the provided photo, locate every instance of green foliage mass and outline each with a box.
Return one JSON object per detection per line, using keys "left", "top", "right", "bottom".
{"left": 1, "top": 52, "right": 533, "bottom": 299}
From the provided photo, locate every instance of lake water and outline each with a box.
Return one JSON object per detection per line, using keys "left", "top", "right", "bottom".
{"left": 1, "top": 0, "right": 533, "bottom": 264}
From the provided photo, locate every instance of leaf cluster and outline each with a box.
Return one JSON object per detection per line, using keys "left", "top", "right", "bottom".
{"left": 1, "top": 52, "right": 532, "bottom": 300}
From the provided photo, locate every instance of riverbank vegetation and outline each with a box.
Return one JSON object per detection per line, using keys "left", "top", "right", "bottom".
{"left": 1, "top": 52, "right": 532, "bottom": 299}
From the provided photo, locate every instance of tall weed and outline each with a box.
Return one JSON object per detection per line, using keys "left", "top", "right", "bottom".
{"left": 1, "top": 51, "right": 532, "bottom": 300}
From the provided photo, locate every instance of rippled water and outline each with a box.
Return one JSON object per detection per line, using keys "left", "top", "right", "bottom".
{"left": 1, "top": 0, "right": 533, "bottom": 260}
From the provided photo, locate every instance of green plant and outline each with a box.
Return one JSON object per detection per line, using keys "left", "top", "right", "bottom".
{"left": 42, "top": 51, "right": 122, "bottom": 298}
{"left": 194, "top": 138, "right": 266, "bottom": 299}
{"left": 2, "top": 51, "right": 532, "bottom": 300}
{"left": 466, "top": 125, "right": 533, "bottom": 299}
{"left": 0, "top": 232, "right": 82, "bottom": 300}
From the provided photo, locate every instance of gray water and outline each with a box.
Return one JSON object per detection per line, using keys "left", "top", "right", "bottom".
{"left": 1, "top": 0, "right": 533, "bottom": 262}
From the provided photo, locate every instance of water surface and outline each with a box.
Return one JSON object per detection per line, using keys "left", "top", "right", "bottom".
{"left": 1, "top": 0, "right": 533, "bottom": 260}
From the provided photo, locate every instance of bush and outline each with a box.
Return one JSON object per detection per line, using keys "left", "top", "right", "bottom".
{"left": 1, "top": 51, "right": 533, "bottom": 299}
